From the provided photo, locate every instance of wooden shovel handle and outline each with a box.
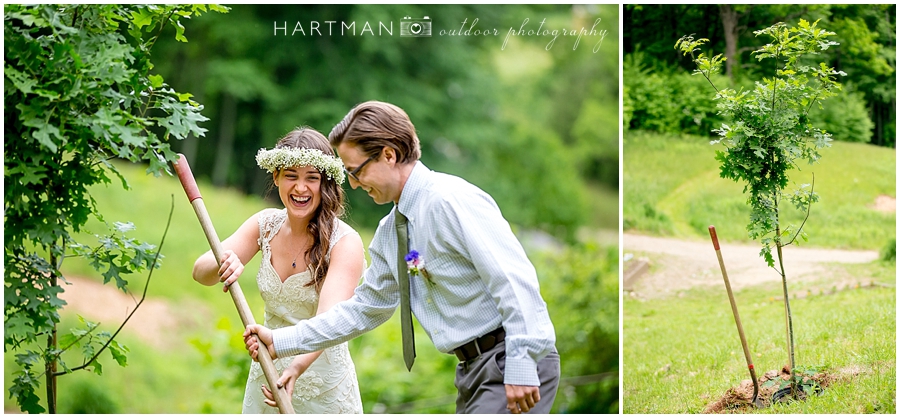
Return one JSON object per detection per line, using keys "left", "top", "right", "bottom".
{"left": 708, "top": 225, "right": 721, "bottom": 250}
{"left": 709, "top": 225, "right": 760, "bottom": 400}
{"left": 173, "top": 154, "right": 294, "bottom": 414}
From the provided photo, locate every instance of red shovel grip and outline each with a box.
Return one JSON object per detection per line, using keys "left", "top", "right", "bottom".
{"left": 174, "top": 154, "right": 202, "bottom": 202}
{"left": 708, "top": 225, "right": 720, "bottom": 250}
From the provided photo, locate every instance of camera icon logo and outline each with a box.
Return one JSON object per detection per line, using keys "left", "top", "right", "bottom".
{"left": 400, "top": 16, "right": 432, "bottom": 37}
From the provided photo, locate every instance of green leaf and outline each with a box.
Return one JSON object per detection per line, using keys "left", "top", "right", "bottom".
{"left": 209, "top": 4, "right": 231, "bottom": 13}
{"left": 157, "top": 98, "right": 209, "bottom": 139}
{"left": 130, "top": 8, "right": 155, "bottom": 31}
{"left": 58, "top": 332, "right": 81, "bottom": 349}
{"left": 174, "top": 20, "right": 187, "bottom": 42}
{"left": 31, "top": 125, "right": 64, "bottom": 153}
{"left": 149, "top": 74, "right": 164, "bottom": 88}
{"left": 4, "top": 66, "right": 38, "bottom": 95}
{"left": 114, "top": 222, "right": 136, "bottom": 233}
{"left": 761, "top": 247, "right": 775, "bottom": 268}
{"left": 6, "top": 11, "right": 46, "bottom": 27}
{"left": 108, "top": 340, "right": 129, "bottom": 367}
{"left": 7, "top": 164, "right": 47, "bottom": 186}
{"left": 101, "top": 260, "right": 125, "bottom": 286}
{"left": 14, "top": 351, "right": 41, "bottom": 368}
{"left": 10, "top": 373, "right": 45, "bottom": 414}
{"left": 5, "top": 315, "right": 35, "bottom": 340}
{"left": 90, "top": 359, "right": 104, "bottom": 376}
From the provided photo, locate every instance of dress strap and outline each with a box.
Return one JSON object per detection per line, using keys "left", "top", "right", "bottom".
{"left": 257, "top": 209, "right": 287, "bottom": 252}
{"left": 326, "top": 219, "right": 364, "bottom": 266}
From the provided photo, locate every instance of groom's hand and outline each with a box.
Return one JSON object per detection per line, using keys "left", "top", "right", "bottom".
{"left": 243, "top": 324, "right": 277, "bottom": 361}
{"left": 505, "top": 384, "right": 540, "bottom": 414}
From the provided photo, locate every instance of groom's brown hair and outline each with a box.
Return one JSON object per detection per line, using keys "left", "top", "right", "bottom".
{"left": 328, "top": 101, "right": 421, "bottom": 164}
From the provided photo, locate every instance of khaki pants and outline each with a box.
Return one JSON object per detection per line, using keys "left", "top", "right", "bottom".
{"left": 454, "top": 341, "right": 560, "bottom": 414}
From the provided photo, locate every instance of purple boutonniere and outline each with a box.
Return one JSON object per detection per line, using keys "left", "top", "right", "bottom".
{"left": 405, "top": 250, "right": 433, "bottom": 282}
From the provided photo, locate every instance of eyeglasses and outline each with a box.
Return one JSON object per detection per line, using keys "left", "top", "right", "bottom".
{"left": 345, "top": 154, "right": 377, "bottom": 182}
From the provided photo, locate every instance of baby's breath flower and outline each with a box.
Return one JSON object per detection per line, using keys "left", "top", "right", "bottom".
{"left": 256, "top": 147, "right": 346, "bottom": 184}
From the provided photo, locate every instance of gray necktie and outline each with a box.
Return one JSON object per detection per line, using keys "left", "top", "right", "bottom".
{"left": 395, "top": 208, "right": 416, "bottom": 370}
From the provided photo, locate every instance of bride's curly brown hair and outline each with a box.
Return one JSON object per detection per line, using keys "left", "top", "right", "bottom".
{"left": 273, "top": 127, "right": 346, "bottom": 289}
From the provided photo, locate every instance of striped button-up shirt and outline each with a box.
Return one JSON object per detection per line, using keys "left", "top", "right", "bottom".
{"left": 272, "top": 161, "right": 556, "bottom": 386}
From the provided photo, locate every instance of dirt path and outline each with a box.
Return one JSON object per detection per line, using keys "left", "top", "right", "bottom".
{"left": 624, "top": 233, "right": 881, "bottom": 299}
{"left": 58, "top": 276, "right": 208, "bottom": 349}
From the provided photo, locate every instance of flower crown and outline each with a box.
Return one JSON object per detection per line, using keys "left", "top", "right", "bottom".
{"left": 255, "top": 147, "right": 346, "bottom": 185}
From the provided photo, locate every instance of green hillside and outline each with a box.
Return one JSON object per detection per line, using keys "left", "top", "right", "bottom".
{"left": 624, "top": 131, "right": 896, "bottom": 250}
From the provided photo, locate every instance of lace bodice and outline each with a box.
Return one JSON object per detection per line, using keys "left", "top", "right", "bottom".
{"left": 242, "top": 209, "right": 364, "bottom": 414}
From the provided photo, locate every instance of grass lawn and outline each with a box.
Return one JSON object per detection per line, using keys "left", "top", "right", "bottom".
{"left": 623, "top": 260, "right": 896, "bottom": 414}
{"left": 624, "top": 130, "right": 896, "bottom": 251}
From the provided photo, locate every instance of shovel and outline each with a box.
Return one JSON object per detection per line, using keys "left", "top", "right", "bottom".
{"left": 174, "top": 154, "right": 295, "bottom": 414}
{"left": 708, "top": 226, "right": 764, "bottom": 408}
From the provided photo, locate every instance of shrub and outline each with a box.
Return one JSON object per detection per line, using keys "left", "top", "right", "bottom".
{"left": 59, "top": 379, "right": 121, "bottom": 414}
{"left": 623, "top": 51, "right": 728, "bottom": 137}
{"left": 881, "top": 239, "right": 896, "bottom": 262}
{"left": 808, "top": 86, "right": 874, "bottom": 143}
{"left": 536, "top": 243, "right": 619, "bottom": 413}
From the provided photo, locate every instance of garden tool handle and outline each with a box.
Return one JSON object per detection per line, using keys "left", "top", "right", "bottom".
{"left": 709, "top": 226, "right": 760, "bottom": 401}
{"left": 174, "top": 154, "right": 294, "bottom": 414}
{"left": 709, "top": 225, "right": 721, "bottom": 250}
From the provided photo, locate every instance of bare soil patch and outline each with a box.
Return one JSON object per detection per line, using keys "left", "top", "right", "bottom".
{"left": 59, "top": 276, "right": 209, "bottom": 349}
{"left": 702, "top": 365, "right": 865, "bottom": 413}
{"left": 871, "top": 195, "right": 896, "bottom": 214}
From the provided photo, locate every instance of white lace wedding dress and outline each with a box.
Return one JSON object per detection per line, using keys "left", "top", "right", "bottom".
{"left": 241, "top": 209, "right": 364, "bottom": 414}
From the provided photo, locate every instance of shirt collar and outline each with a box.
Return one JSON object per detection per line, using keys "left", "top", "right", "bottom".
{"left": 396, "top": 161, "right": 430, "bottom": 222}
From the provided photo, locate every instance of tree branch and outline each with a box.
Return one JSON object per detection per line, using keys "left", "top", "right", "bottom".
{"left": 770, "top": 265, "right": 783, "bottom": 276}
{"left": 804, "top": 93, "right": 820, "bottom": 116}
{"left": 772, "top": 45, "right": 779, "bottom": 116}
{"left": 146, "top": 9, "right": 178, "bottom": 52}
{"left": 52, "top": 196, "right": 174, "bottom": 377}
{"left": 702, "top": 70, "right": 720, "bottom": 93}
{"left": 784, "top": 173, "right": 815, "bottom": 247}
{"left": 688, "top": 48, "right": 720, "bottom": 93}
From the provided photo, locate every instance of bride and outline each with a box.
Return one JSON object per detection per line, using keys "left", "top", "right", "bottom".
{"left": 191, "top": 128, "right": 365, "bottom": 413}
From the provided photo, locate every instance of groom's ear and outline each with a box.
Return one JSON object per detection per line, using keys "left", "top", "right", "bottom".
{"left": 383, "top": 146, "right": 397, "bottom": 166}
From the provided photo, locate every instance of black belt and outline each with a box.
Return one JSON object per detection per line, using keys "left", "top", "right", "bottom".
{"left": 454, "top": 327, "right": 505, "bottom": 362}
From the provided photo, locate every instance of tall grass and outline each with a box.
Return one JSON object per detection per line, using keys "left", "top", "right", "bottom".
{"left": 624, "top": 131, "right": 896, "bottom": 250}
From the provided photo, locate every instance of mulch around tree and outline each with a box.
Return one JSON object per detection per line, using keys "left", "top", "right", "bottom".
{"left": 702, "top": 365, "right": 862, "bottom": 413}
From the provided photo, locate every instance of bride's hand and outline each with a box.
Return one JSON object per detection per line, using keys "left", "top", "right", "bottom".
{"left": 261, "top": 362, "right": 308, "bottom": 407}
{"left": 218, "top": 250, "right": 244, "bottom": 292}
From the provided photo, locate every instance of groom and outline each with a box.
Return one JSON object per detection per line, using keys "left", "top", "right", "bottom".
{"left": 244, "top": 101, "right": 559, "bottom": 414}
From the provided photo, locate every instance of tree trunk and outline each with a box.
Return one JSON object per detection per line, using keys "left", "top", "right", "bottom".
{"left": 47, "top": 252, "right": 59, "bottom": 413}
{"left": 212, "top": 93, "right": 237, "bottom": 187}
{"left": 775, "top": 201, "right": 796, "bottom": 397}
{"left": 872, "top": 101, "right": 882, "bottom": 147}
{"left": 719, "top": 5, "right": 739, "bottom": 80}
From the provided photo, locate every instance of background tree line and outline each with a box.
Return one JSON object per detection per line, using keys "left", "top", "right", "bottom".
{"left": 624, "top": 4, "right": 895, "bottom": 148}
{"left": 152, "top": 4, "right": 619, "bottom": 237}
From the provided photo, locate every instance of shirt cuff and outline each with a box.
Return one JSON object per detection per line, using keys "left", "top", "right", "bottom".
{"left": 271, "top": 326, "right": 303, "bottom": 358}
{"left": 503, "top": 356, "right": 541, "bottom": 386}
